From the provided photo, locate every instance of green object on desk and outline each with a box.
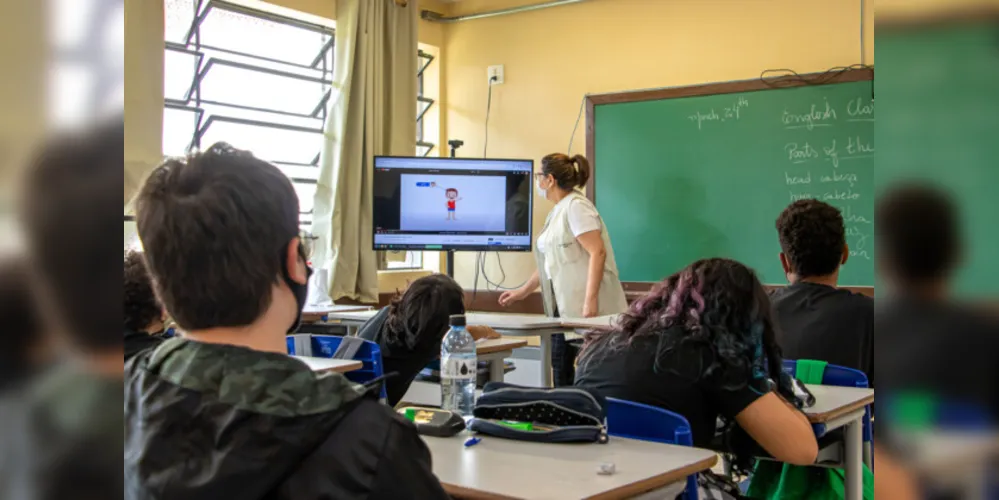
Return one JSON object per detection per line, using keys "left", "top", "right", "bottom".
{"left": 496, "top": 421, "right": 534, "bottom": 431}
{"left": 747, "top": 360, "right": 874, "bottom": 500}
{"left": 404, "top": 409, "right": 416, "bottom": 422}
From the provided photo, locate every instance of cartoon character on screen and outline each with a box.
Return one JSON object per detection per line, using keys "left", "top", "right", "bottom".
{"left": 445, "top": 188, "right": 462, "bottom": 221}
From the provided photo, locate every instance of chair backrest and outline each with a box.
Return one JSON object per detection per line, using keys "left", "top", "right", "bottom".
{"left": 606, "top": 398, "right": 698, "bottom": 500}
{"left": 782, "top": 359, "right": 868, "bottom": 388}
{"left": 605, "top": 397, "right": 693, "bottom": 446}
{"left": 309, "top": 335, "right": 387, "bottom": 399}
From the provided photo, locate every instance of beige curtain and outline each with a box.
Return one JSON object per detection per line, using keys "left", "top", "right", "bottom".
{"left": 313, "top": 0, "right": 417, "bottom": 302}
{"left": 124, "top": 0, "right": 165, "bottom": 208}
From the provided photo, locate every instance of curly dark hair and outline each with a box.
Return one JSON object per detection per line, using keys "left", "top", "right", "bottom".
{"left": 124, "top": 250, "right": 162, "bottom": 332}
{"left": 581, "top": 258, "right": 784, "bottom": 391}
{"left": 775, "top": 199, "right": 846, "bottom": 278}
{"left": 385, "top": 274, "right": 465, "bottom": 352}
{"left": 876, "top": 183, "right": 960, "bottom": 285}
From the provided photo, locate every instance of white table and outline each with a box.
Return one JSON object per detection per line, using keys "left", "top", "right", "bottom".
{"left": 423, "top": 433, "right": 718, "bottom": 499}
{"left": 293, "top": 355, "right": 363, "bottom": 374}
{"left": 805, "top": 385, "right": 874, "bottom": 500}
{"left": 328, "top": 311, "right": 567, "bottom": 387}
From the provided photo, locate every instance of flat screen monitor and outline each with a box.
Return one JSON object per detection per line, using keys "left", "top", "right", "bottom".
{"left": 373, "top": 156, "right": 534, "bottom": 252}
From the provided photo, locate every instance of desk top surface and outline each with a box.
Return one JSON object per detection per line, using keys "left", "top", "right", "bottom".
{"left": 476, "top": 337, "right": 528, "bottom": 355}
{"left": 328, "top": 310, "right": 564, "bottom": 330}
{"left": 804, "top": 385, "right": 874, "bottom": 423}
{"left": 292, "top": 356, "right": 363, "bottom": 373}
{"left": 424, "top": 433, "right": 717, "bottom": 500}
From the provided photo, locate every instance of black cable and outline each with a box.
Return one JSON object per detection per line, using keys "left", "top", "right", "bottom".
{"left": 759, "top": 64, "right": 872, "bottom": 88}
{"left": 484, "top": 77, "right": 496, "bottom": 157}
{"left": 567, "top": 95, "right": 586, "bottom": 154}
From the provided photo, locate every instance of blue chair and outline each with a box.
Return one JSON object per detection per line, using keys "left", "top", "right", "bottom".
{"left": 783, "top": 360, "right": 873, "bottom": 469}
{"left": 606, "top": 398, "right": 699, "bottom": 500}
{"left": 293, "top": 335, "right": 388, "bottom": 401}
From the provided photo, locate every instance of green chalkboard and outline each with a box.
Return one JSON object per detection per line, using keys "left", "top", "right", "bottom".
{"left": 876, "top": 18, "right": 999, "bottom": 295}
{"left": 588, "top": 70, "right": 875, "bottom": 285}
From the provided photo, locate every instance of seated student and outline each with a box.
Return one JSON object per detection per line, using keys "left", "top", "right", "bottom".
{"left": 123, "top": 250, "right": 167, "bottom": 362}
{"left": 358, "top": 274, "right": 465, "bottom": 406}
{"left": 126, "top": 144, "right": 448, "bottom": 499}
{"left": 876, "top": 184, "right": 999, "bottom": 431}
{"left": 771, "top": 199, "right": 874, "bottom": 386}
{"left": 575, "top": 258, "right": 818, "bottom": 466}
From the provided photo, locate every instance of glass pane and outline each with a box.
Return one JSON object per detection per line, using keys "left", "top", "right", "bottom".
{"left": 49, "top": 63, "right": 94, "bottom": 127}
{"left": 163, "top": 107, "right": 198, "bottom": 157}
{"left": 199, "top": 118, "right": 321, "bottom": 164}
{"left": 199, "top": 5, "right": 328, "bottom": 66}
{"left": 200, "top": 101, "right": 322, "bottom": 130}
{"left": 200, "top": 61, "right": 327, "bottom": 115}
{"left": 293, "top": 182, "right": 317, "bottom": 214}
{"left": 164, "top": 48, "right": 198, "bottom": 101}
{"left": 275, "top": 163, "right": 320, "bottom": 182}
{"left": 417, "top": 144, "right": 433, "bottom": 157}
{"left": 164, "top": 0, "right": 196, "bottom": 44}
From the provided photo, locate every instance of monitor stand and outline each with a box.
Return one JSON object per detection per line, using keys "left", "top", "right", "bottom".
{"left": 446, "top": 249, "right": 456, "bottom": 279}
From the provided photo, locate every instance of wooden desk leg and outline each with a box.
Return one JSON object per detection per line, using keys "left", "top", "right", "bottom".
{"left": 539, "top": 333, "right": 554, "bottom": 388}
{"left": 844, "top": 418, "right": 864, "bottom": 500}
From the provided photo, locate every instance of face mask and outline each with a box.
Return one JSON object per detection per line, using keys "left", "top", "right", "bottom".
{"left": 281, "top": 245, "right": 314, "bottom": 334}
{"left": 535, "top": 178, "right": 548, "bottom": 199}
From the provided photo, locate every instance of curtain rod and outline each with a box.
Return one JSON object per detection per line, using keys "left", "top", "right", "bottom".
{"left": 421, "top": 0, "right": 588, "bottom": 23}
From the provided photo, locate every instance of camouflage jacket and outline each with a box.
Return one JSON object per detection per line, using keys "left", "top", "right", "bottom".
{"left": 124, "top": 337, "right": 449, "bottom": 500}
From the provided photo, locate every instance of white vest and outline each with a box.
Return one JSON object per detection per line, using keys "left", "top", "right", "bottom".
{"left": 535, "top": 191, "right": 628, "bottom": 318}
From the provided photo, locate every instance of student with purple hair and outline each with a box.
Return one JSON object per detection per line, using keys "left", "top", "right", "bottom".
{"left": 575, "top": 258, "right": 818, "bottom": 466}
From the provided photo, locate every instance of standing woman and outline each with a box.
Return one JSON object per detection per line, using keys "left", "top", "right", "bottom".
{"left": 499, "top": 153, "right": 628, "bottom": 386}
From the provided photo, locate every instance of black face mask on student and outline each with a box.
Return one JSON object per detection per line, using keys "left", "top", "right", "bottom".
{"left": 281, "top": 243, "right": 314, "bottom": 334}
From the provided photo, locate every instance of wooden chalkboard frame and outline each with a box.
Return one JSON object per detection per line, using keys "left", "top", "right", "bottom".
{"left": 584, "top": 68, "right": 875, "bottom": 295}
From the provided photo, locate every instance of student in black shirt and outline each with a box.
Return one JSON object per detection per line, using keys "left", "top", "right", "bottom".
{"left": 357, "top": 274, "right": 466, "bottom": 406}
{"left": 123, "top": 250, "right": 167, "bottom": 362}
{"left": 576, "top": 258, "right": 818, "bottom": 466}
{"left": 771, "top": 199, "right": 874, "bottom": 386}
{"left": 873, "top": 184, "right": 999, "bottom": 497}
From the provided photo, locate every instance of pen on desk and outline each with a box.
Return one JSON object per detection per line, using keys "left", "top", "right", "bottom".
{"left": 464, "top": 437, "right": 481, "bottom": 448}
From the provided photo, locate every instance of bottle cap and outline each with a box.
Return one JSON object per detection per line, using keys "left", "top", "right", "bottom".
{"left": 449, "top": 314, "right": 466, "bottom": 327}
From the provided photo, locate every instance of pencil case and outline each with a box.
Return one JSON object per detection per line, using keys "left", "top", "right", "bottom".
{"left": 469, "top": 382, "right": 608, "bottom": 443}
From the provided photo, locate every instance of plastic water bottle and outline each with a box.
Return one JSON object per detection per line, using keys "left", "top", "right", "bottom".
{"left": 441, "top": 314, "right": 476, "bottom": 416}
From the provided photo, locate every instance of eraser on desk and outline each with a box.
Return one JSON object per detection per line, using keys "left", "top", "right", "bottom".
{"left": 597, "top": 463, "right": 616, "bottom": 476}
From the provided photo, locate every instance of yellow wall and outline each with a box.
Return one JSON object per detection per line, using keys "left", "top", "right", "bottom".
{"left": 440, "top": 0, "right": 875, "bottom": 289}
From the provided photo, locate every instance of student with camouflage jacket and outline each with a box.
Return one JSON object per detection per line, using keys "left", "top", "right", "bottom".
{"left": 125, "top": 144, "right": 449, "bottom": 500}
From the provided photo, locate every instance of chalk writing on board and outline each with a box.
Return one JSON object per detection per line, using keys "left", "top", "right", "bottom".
{"left": 782, "top": 99, "right": 837, "bottom": 130}
{"left": 842, "top": 206, "right": 871, "bottom": 225}
{"left": 823, "top": 138, "right": 874, "bottom": 168}
{"left": 822, "top": 188, "right": 861, "bottom": 201}
{"left": 847, "top": 136, "right": 874, "bottom": 155}
{"left": 819, "top": 171, "right": 858, "bottom": 187}
{"left": 785, "top": 142, "right": 819, "bottom": 163}
{"left": 785, "top": 171, "right": 812, "bottom": 185}
{"left": 846, "top": 226, "right": 872, "bottom": 260}
{"left": 846, "top": 97, "right": 875, "bottom": 122}
{"left": 787, "top": 190, "right": 862, "bottom": 202}
{"left": 688, "top": 97, "right": 748, "bottom": 130}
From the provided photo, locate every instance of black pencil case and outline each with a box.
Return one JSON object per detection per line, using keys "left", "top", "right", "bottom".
{"left": 469, "top": 382, "right": 608, "bottom": 443}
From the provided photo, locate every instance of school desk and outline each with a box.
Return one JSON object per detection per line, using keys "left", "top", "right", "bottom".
{"left": 292, "top": 356, "right": 363, "bottom": 374}
{"left": 804, "top": 385, "right": 875, "bottom": 500}
{"left": 326, "top": 311, "right": 565, "bottom": 387}
{"left": 301, "top": 304, "right": 373, "bottom": 324}
{"left": 423, "top": 433, "right": 717, "bottom": 500}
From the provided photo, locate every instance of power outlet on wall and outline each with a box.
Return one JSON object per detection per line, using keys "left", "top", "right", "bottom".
{"left": 487, "top": 65, "right": 504, "bottom": 85}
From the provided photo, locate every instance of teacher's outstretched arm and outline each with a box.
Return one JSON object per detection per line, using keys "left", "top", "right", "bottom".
{"left": 498, "top": 270, "right": 539, "bottom": 307}
{"left": 576, "top": 230, "right": 606, "bottom": 318}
